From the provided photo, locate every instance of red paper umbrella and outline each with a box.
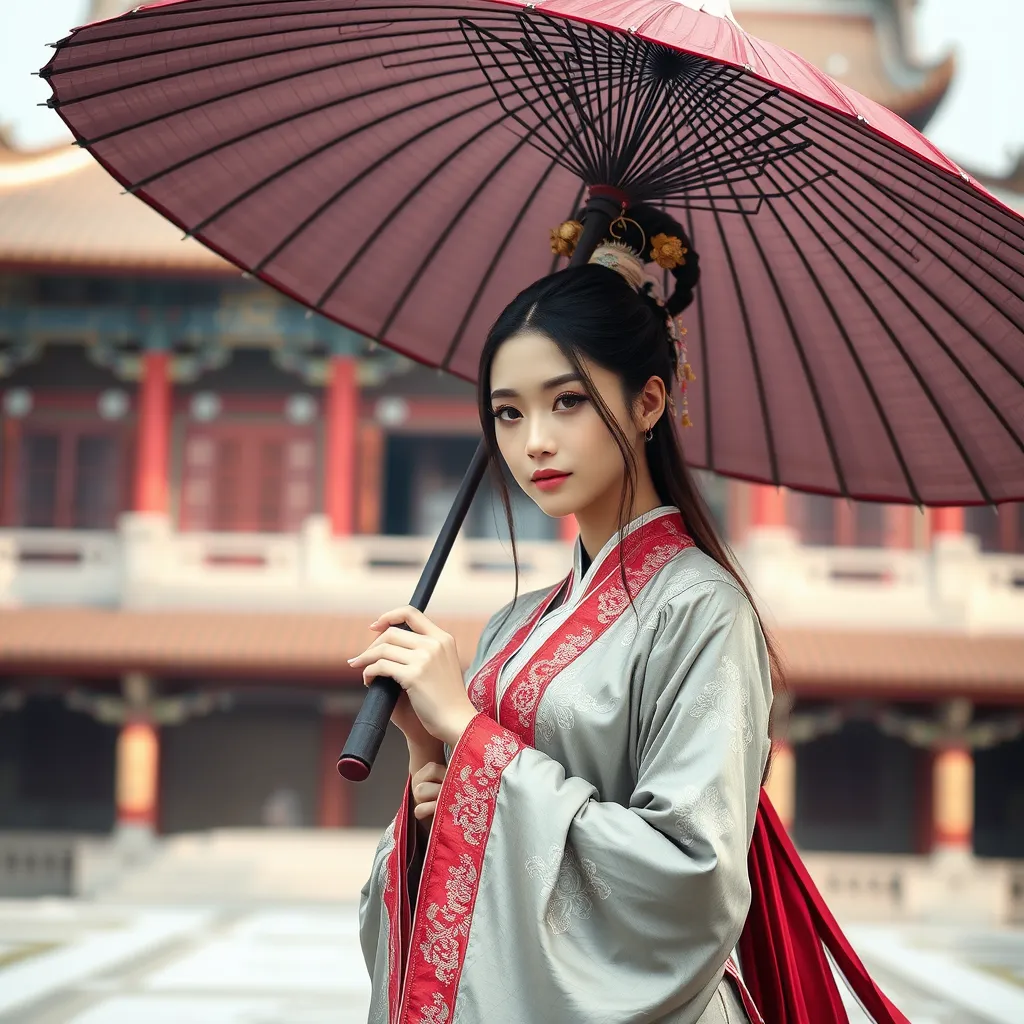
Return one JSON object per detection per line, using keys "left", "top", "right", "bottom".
{"left": 41, "top": 0, "right": 1024, "bottom": 506}
{"left": 40, "top": 9, "right": 1004, "bottom": 1021}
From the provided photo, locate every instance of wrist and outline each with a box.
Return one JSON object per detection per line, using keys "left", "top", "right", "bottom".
{"left": 407, "top": 737, "right": 445, "bottom": 775}
{"left": 438, "top": 705, "right": 479, "bottom": 749}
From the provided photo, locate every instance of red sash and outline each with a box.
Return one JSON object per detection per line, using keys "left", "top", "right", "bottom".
{"left": 739, "top": 791, "right": 912, "bottom": 1024}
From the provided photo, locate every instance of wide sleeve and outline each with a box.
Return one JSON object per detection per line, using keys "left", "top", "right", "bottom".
{"left": 356, "top": 595, "right": 522, "bottom": 991}
{"left": 408, "top": 580, "right": 773, "bottom": 1024}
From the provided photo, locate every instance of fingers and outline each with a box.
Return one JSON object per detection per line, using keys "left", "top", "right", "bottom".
{"left": 361, "top": 659, "right": 407, "bottom": 686}
{"left": 411, "top": 761, "right": 447, "bottom": 786}
{"left": 370, "top": 606, "right": 445, "bottom": 640}
{"left": 413, "top": 800, "right": 437, "bottom": 822}
{"left": 348, "top": 641, "right": 425, "bottom": 670}
{"left": 412, "top": 780, "right": 442, "bottom": 806}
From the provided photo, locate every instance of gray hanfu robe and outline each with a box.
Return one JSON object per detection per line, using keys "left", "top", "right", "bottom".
{"left": 359, "top": 506, "right": 773, "bottom": 1024}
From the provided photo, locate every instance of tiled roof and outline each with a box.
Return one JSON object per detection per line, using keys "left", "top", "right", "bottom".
{"left": 0, "top": 608, "right": 485, "bottom": 681}
{"left": 0, "top": 146, "right": 233, "bottom": 273}
{"left": 1, "top": 608, "right": 1022, "bottom": 697}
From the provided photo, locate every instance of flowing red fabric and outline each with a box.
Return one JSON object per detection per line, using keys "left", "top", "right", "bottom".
{"left": 738, "top": 791, "right": 910, "bottom": 1024}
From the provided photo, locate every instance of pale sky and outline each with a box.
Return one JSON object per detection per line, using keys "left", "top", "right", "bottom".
{"left": 0, "top": 0, "right": 1021, "bottom": 175}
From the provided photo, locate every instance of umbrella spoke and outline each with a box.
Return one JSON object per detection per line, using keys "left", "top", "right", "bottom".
{"left": 378, "top": 123, "right": 553, "bottom": 338}
{"left": 801, "top": 176, "right": 1024, "bottom": 454}
{"left": 763, "top": 162, "right": 1000, "bottom": 503}
{"left": 312, "top": 89, "right": 545, "bottom": 309}
{"left": 442, "top": 157, "right": 564, "bottom": 370}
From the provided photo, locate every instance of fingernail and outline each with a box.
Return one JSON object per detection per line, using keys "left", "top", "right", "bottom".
{"left": 347, "top": 657, "right": 356, "bottom": 665}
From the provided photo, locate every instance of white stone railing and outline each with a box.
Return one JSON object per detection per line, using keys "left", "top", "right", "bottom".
{"left": 740, "top": 528, "right": 1024, "bottom": 633}
{"left": 0, "top": 517, "right": 1022, "bottom": 630}
{"left": 0, "top": 529, "right": 121, "bottom": 607}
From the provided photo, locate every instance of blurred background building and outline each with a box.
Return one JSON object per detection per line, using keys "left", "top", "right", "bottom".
{"left": 1, "top": 0, "right": 1023, "bottom": 921}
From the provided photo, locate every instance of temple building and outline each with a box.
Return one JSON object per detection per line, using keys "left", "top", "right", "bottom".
{"left": 1, "top": 0, "right": 1023, "bottom": 920}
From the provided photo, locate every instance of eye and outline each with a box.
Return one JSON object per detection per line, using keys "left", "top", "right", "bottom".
{"left": 492, "top": 405, "right": 522, "bottom": 422}
{"left": 554, "top": 392, "right": 588, "bottom": 412}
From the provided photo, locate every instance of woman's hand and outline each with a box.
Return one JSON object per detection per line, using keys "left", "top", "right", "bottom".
{"left": 348, "top": 606, "right": 478, "bottom": 749}
{"left": 411, "top": 761, "right": 447, "bottom": 833}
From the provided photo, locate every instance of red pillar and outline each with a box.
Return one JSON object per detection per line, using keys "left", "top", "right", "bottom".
{"left": 116, "top": 718, "right": 160, "bottom": 832}
{"left": 356, "top": 422, "right": 383, "bottom": 535}
{"left": 932, "top": 744, "right": 974, "bottom": 855}
{"left": 325, "top": 356, "right": 358, "bottom": 536}
{"left": 932, "top": 507, "right": 965, "bottom": 536}
{"left": 0, "top": 415, "right": 21, "bottom": 526}
{"left": 750, "top": 485, "right": 787, "bottom": 529}
{"left": 319, "top": 708, "right": 353, "bottom": 827}
{"left": 133, "top": 351, "right": 171, "bottom": 514}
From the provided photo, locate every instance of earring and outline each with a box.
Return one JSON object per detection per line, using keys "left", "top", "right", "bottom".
{"left": 644, "top": 427, "right": 654, "bottom": 442}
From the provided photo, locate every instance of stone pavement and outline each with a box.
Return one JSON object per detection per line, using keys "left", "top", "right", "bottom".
{"left": 0, "top": 903, "right": 370, "bottom": 1024}
{"left": 1, "top": 899, "right": 1023, "bottom": 1023}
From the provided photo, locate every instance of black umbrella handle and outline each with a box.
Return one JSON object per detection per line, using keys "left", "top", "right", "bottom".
{"left": 337, "top": 191, "right": 619, "bottom": 782}
{"left": 337, "top": 440, "right": 489, "bottom": 781}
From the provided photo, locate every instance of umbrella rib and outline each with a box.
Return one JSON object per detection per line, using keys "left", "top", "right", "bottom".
{"left": 49, "top": 18, "right": 489, "bottom": 89}
{"left": 442, "top": 157, "right": 563, "bottom": 370}
{"left": 817, "top": 170, "right": 1024, "bottom": 379}
{"left": 179, "top": 79, "right": 501, "bottom": 242}
{"left": 123, "top": 70, "right": 488, "bottom": 198}
{"left": 75, "top": 36, "right": 486, "bottom": 151}
{"left": 765, "top": 163, "right": 996, "bottom": 503}
{"left": 312, "top": 90, "right": 545, "bottom": 309}
{"left": 52, "top": 26, "right": 486, "bottom": 108}
{"left": 460, "top": 21, "right": 596, "bottom": 178}
{"left": 57, "top": 2, "right": 512, "bottom": 49}
{"left": 236, "top": 89, "right": 514, "bottom": 275}
{"left": 804, "top": 176, "right": 1024, "bottom": 458}
{"left": 377, "top": 125, "right": 550, "bottom": 339}
{"left": 796, "top": 145, "right": 1024, "bottom": 319}
{"left": 683, "top": 93, "right": 781, "bottom": 487}
{"left": 681, "top": 205, "right": 714, "bottom": 472}
{"left": 519, "top": 16, "right": 608, "bottom": 178}
{"left": 757, "top": 87, "right": 1024, "bottom": 252}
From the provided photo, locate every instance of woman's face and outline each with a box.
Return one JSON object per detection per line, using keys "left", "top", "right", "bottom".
{"left": 488, "top": 331, "right": 642, "bottom": 521}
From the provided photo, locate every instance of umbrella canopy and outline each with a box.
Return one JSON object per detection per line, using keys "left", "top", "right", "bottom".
{"left": 42, "top": 0, "right": 1024, "bottom": 505}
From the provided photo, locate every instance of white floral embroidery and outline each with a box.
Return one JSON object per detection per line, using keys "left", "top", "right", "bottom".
{"left": 420, "top": 853, "right": 477, "bottom": 984}
{"left": 596, "top": 582, "right": 630, "bottom": 623}
{"left": 673, "top": 784, "right": 734, "bottom": 848}
{"left": 417, "top": 992, "right": 451, "bottom": 1023}
{"left": 617, "top": 569, "right": 704, "bottom": 645}
{"left": 525, "top": 844, "right": 612, "bottom": 934}
{"left": 510, "top": 628, "right": 592, "bottom": 728}
{"left": 448, "top": 732, "right": 520, "bottom": 845}
{"left": 536, "top": 668, "right": 619, "bottom": 742}
{"left": 690, "top": 655, "right": 754, "bottom": 753}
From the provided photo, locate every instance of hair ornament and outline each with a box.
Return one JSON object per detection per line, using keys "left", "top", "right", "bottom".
{"left": 550, "top": 219, "right": 583, "bottom": 258}
{"left": 650, "top": 232, "right": 688, "bottom": 270}
{"left": 669, "top": 316, "right": 696, "bottom": 428}
{"left": 589, "top": 241, "right": 647, "bottom": 292}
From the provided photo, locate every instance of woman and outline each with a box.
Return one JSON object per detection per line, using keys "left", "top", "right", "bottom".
{"left": 350, "top": 205, "right": 900, "bottom": 1024}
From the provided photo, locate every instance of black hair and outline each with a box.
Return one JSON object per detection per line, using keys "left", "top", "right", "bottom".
{"left": 476, "top": 202, "right": 784, "bottom": 700}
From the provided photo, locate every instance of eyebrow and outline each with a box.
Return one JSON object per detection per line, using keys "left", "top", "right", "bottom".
{"left": 490, "top": 372, "right": 582, "bottom": 401}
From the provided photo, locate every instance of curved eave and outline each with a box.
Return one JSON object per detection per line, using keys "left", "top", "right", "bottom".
{"left": 895, "top": 51, "right": 956, "bottom": 132}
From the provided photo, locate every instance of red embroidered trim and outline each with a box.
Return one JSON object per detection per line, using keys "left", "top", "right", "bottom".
{"left": 466, "top": 577, "right": 567, "bottom": 719}
{"left": 381, "top": 783, "right": 411, "bottom": 1024}
{"left": 498, "top": 512, "right": 693, "bottom": 745}
{"left": 398, "top": 714, "right": 522, "bottom": 1024}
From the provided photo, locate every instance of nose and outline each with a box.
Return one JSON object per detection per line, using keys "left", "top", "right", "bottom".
{"left": 525, "top": 416, "right": 556, "bottom": 460}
